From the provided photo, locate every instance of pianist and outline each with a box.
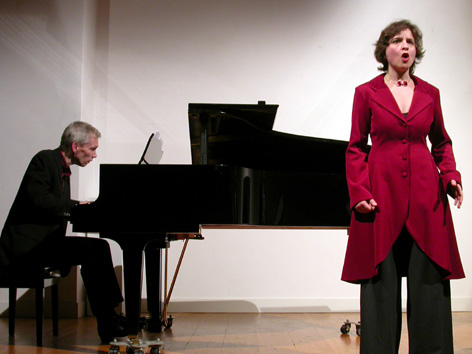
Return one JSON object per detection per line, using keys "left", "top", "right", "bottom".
{"left": 0, "top": 121, "right": 125, "bottom": 343}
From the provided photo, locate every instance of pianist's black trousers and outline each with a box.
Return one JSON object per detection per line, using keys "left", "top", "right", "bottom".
{"left": 15, "top": 236, "right": 123, "bottom": 319}
{"left": 360, "top": 229, "right": 453, "bottom": 354}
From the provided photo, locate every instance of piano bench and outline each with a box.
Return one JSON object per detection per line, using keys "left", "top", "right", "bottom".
{"left": 0, "top": 267, "right": 61, "bottom": 347}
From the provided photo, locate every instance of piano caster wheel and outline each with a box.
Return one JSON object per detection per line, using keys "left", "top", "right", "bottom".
{"left": 340, "top": 323, "right": 350, "bottom": 335}
{"left": 165, "top": 314, "right": 173, "bottom": 329}
{"left": 108, "top": 345, "right": 120, "bottom": 354}
{"left": 150, "top": 347, "right": 162, "bottom": 354}
{"left": 340, "top": 319, "right": 361, "bottom": 336}
{"left": 125, "top": 343, "right": 145, "bottom": 354}
{"left": 148, "top": 339, "right": 164, "bottom": 353}
{"left": 108, "top": 331, "right": 163, "bottom": 353}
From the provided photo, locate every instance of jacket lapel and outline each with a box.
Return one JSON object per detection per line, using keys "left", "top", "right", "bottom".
{"left": 406, "top": 79, "right": 433, "bottom": 121}
{"left": 368, "top": 75, "right": 433, "bottom": 122}
{"left": 369, "top": 75, "right": 405, "bottom": 121}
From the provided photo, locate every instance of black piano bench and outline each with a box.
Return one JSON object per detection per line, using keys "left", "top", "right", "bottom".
{"left": 0, "top": 267, "right": 61, "bottom": 347}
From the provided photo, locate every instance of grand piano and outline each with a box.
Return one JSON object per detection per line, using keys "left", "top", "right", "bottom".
{"left": 71, "top": 101, "right": 350, "bottom": 335}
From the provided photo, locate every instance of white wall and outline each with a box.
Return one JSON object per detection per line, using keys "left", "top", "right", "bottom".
{"left": 0, "top": 0, "right": 89, "bottom": 313}
{"left": 1, "top": 0, "right": 471, "bottom": 314}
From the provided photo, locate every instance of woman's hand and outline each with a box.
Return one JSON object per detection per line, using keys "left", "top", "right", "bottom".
{"left": 449, "top": 180, "right": 463, "bottom": 208}
{"left": 354, "top": 199, "right": 378, "bottom": 213}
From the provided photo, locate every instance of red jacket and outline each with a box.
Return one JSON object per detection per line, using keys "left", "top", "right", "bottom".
{"left": 341, "top": 75, "right": 465, "bottom": 283}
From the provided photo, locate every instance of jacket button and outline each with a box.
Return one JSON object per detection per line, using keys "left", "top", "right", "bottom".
{"left": 401, "top": 139, "right": 407, "bottom": 144}
{"left": 402, "top": 172, "right": 408, "bottom": 178}
{"left": 402, "top": 155, "right": 407, "bottom": 160}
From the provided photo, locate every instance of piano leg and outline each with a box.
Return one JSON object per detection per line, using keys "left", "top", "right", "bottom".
{"left": 145, "top": 238, "right": 169, "bottom": 333}
{"left": 122, "top": 248, "right": 144, "bottom": 336}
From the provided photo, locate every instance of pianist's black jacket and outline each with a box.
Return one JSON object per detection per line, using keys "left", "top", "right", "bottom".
{"left": 0, "top": 148, "right": 78, "bottom": 268}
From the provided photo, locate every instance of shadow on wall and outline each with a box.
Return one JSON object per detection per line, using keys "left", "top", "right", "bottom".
{"left": 166, "top": 300, "right": 261, "bottom": 313}
{"left": 165, "top": 300, "right": 332, "bottom": 313}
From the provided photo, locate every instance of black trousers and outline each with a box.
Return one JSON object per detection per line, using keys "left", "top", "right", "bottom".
{"left": 360, "top": 229, "right": 453, "bottom": 354}
{"left": 14, "top": 236, "right": 123, "bottom": 318}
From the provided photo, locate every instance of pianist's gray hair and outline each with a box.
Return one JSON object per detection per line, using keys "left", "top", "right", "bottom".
{"left": 59, "top": 121, "right": 101, "bottom": 152}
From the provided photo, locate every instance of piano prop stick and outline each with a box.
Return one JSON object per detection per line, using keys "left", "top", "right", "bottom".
{"left": 162, "top": 233, "right": 204, "bottom": 329}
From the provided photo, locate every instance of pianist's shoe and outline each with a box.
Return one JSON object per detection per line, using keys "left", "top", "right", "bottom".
{"left": 97, "top": 312, "right": 127, "bottom": 343}
{"left": 113, "top": 312, "right": 126, "bottom": 327}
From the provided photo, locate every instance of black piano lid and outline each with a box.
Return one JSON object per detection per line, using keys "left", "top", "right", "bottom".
{"left": 189, "top": 101, "right": 279, "bottom": 131}
{"left": 188, "top": 101, "right": 348, "bottom": 173}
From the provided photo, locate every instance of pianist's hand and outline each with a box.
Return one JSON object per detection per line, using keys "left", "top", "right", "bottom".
{"left": 355, "top": 199, "right": 377, "bottom": 213}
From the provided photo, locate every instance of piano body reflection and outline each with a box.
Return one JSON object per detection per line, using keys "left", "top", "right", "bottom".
{"left": 71, "top": 102, "right": 350, "bottom": 335}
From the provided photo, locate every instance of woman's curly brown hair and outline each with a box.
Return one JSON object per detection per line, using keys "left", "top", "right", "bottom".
{"left": 374, "top": 19, "right": 425, "bottom": 75}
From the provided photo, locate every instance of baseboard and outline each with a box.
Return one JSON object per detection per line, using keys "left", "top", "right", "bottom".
{"left": 165, "top": 298, "right": 359, "bottom": 313}
{"left": 3, "top": 297, "right": 470, "bottom": 318}
{"left": 141, "top": 297, "right": 472, "bottom": 313}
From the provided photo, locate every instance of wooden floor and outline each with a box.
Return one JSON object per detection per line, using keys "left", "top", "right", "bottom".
{"left": 1, "top": 312, "right": 472, "bottom": 353}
